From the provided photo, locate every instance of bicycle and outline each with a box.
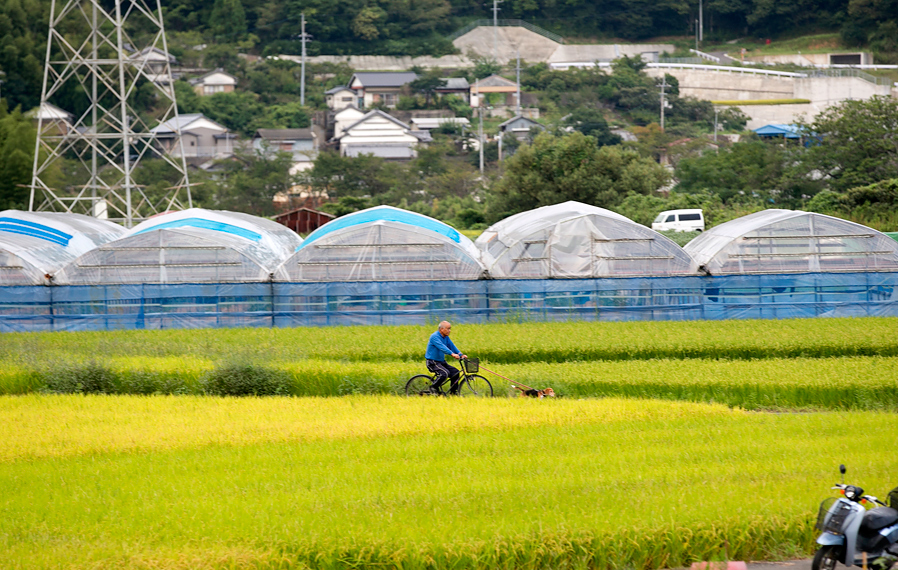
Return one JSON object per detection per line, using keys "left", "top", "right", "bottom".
{"left": 405, "top": 357, "right": 493, "bottom": 397}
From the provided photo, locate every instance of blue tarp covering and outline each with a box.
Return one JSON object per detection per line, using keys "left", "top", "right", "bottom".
{"left": 1, "top": 273, "right": 896, "bottom": 332}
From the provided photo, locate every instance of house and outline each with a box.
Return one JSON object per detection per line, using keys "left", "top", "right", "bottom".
{"left": 128, "top": 46, "right": 177, "bottom": 84}
{"left": 498, "top": 115, "right": 546, "bottom": 141}
{"left": 274, "top": 207, "right": 335, "bottom": 234}
{"left": 27, "top": 102, "right": 73, "bottom": 135}
{"left": 336, "top": 109, "right": 421, "bottom": 160}
{"left": 332, "top": 105, "right": 366, "bottom": 140}
{"left": 470, "top": 75, "right": 518, "bottom": 107}
{"left": 325, "top": 86, "right": 359, "bottom": 110}
{"left": 253, "top": 128, "right": 319, "bottom": 173}
{"left": 348, "top": 71, "right": 418, "bottom": 109}
{"left": 189, "top": 69, "right": 238, "bottom": 96}
{"left": 435, "top": 77, "right": 470, "bottom": 103}
{"left": 149, "top": 113, "right": 235, "bottom": 159}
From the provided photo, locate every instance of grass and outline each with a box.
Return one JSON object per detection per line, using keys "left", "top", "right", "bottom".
{"left": 3, "top": 318, "right": 898, "bottom": 409}
{"left": 2, "top": 395, "right": 897, "bottom": 569}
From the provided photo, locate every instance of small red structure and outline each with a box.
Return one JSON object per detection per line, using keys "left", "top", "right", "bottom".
{"left": 275, "top": 207, "right": 335, "bottom": 235}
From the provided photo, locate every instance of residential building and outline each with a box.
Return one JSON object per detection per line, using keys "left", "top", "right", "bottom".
{"left": 27, "top": 102, "right": 73, "bottom": 135}
{"left": 325, "top": 86, "right": 359, "bottom": 110}
{"left": 348, "top": 71, "right": 418, "bottom": 109}
{"left": 470, "top": 74, "right": 517, "bottom": 107}
{"left": 128, "top": 46, "right": 177, "bottom": 85}
{"left": 435, "top": 77, "right": 470, "bottom": 103}
{"left": 253, "top": 128, "right": 319, "bottom": 174}
{"left": 498, "top": 115, "right": 546, "bottom": 141}
{"left": 149, "top": 113, "right": 235, "bottom": 159}
{"left": 189, "top": 69, "right": 238, "bottom": 96}
{"left": 336, "top": 109, "right": 422, "bottom": 160}
{"left": 332, "top": 105, "right": 366, "bottom": 140}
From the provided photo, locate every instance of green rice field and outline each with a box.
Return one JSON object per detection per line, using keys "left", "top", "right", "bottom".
{"left": 2, "top": 317, "right": 896, "bottom": 569}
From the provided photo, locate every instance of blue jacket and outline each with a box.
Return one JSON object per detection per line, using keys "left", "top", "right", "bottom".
{"left": 425, "top": 330, "right": 460, "bottom": 361}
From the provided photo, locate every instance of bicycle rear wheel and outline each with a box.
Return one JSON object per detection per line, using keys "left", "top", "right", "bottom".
{"left": 405, "top": 375, "right": 437, "bottom": 396}
{"left": 458, "top": 374, "right": 493, "bottom": 397}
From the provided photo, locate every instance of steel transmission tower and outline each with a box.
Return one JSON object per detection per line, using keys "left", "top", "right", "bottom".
{"left": 29, "top": 0, "right": 192, "bottom": 226}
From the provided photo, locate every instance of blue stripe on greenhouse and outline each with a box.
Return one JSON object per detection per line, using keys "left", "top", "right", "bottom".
{"left": 0, "top": 218, "right": 72, "bottom": 246}
{"left": 299, "top": 208, "right": 461, "bottom": 250}
{"left": 132, "top": 218, "right": 262, "bottom": 242}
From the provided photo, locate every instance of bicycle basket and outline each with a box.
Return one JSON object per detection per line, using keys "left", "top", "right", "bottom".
{"left": 463, "top": 358, "right": 479, "bottom": 374}
{"left": 817, "top": 498, "right": 852, "bottom": 535}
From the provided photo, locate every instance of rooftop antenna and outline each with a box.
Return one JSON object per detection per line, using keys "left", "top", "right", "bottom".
{"left": 29, "top": 0, "right": 191, "bottom": 227}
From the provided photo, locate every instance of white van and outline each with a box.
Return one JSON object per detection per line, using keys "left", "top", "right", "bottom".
{"left": 652, "top": 209, "right": 705, "bottom": 232}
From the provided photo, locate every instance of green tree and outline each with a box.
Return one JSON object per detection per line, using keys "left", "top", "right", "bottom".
{"left": 0, "top": 104, "right": 37, "bottom": 209}
{"left": 210, "top": 147, "right": 294, "bottom": 216}
{"left": 799, "top": 96, "right": 898, "bottom": 193}
{"left": 209, "top": 0, "right": 247, "bottom": 41}
{"left": 488, "top": 131, "right": 669, "bottom": 220}
{"left": 562, "top": 108, "right": 622, "bottom": 147}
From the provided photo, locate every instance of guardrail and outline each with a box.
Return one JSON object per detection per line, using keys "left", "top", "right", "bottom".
{"left": 447, "top": 19, "right": 565, "bottom": 44}
{"left": 806, "top": 68, "right": 893, "bottom": 86}
{"left": 689, "top": 49, "right": 721, "bottom": 63}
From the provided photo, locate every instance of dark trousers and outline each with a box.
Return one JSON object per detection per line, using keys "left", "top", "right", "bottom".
{"left": 425, "top": 359, "right": 460, "bottom": 392}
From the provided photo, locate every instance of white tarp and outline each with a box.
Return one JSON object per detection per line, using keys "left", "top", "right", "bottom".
{"left": 684, "top": 209, "right": 898, "bottom": 274}
{"left": 476, "top": 201, "right": 699, "bottom": 278}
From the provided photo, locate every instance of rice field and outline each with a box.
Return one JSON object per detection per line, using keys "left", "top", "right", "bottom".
{"left": 1, "top": 317, "right": 896, "bottom": 409}
{"left": 2, "top": 395, "right": 897, "bottom": 570}
{"left": 2, "top": 317, "right": 896, "bottom": 568}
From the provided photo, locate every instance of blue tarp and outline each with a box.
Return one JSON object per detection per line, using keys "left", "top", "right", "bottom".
{"left": 1, "top": 273, "right": 896, "bottom": 332}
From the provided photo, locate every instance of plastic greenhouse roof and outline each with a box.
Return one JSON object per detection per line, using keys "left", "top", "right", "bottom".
{"left": 684, "top": 209, "right": 898, "bottom": 274}
{"left": 0, "top": 210, "right": 126, "bottom": 285}
{"left": 278, "top": 206, "right": 485, "bottom": 281}
{"left": 130, "top": 209, "right": 303, "bottom": 262}
{"left": 54, "top": 209, "right": 303, "bottom": 285}
{"left": 475, "top": 201, "right": 699, "bottom": 278}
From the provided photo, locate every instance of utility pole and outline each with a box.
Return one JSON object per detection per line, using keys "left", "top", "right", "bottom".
{"left": 714, "top": 107, "right": 719, "bottom": 142}
{"left": 478, "top": 104, "right": 484, "bottom": 174}
{"left": 699, "top": 0, "right": 703, "bottom": 42}
{"left": 515, "top": 50, "right": 521, "bottom": 116}
{"left": 695, "top": 19, "right": 699, "bottom": 52}
{"left": 299, "top": 13, "right": 310, "bottom": 105}
{"left": 491, "top": 0, "right": 502, "bottom": 63}
{"left": 660, "top": 75, "right": 666, "bottom": 131}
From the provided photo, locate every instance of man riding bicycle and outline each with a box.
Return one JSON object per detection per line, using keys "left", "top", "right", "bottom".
{"left": 425, "top": 320, "right": 466, "bottom": 395}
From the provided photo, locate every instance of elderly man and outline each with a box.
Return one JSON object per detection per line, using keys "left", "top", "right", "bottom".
{"left": 425, "top": 320, "right": 466, "bottom": 395}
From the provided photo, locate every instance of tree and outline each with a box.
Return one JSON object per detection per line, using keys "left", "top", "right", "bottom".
{"left": 488, "top": 131, "right": 669, "bottom": 220}
{"left": 210, "top": 147, "right": 294, "bottom": 216}
{"left": 0, "top": 104, "right": 37, "bottom": 209}
{"left": 799, "top": 96, "right": 898, "bottom": 193}
{"left": 209, "top": 0, "right": 247, "bottom": 41}
{"left": 562, "top": 108, "right": 622, "bottom": 147}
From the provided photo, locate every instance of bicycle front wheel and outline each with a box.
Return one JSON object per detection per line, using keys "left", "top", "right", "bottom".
{"left": 405, "top": 375, "right": 436, "bottom": 396}
{"left": 458, "top": 374, "right": 493, "bottom": 397}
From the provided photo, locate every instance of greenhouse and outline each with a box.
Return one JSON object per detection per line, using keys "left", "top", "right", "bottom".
{"left": 0, "top": 210, "right": 125, "bottom": 285}
{"left": 475, "top": 201, "right": 700, "bottom": 279}
{"left": 684, "top": 209, "right": 898, "bottom": 275}
{"left": 54, "top": 208, "right": 303, "bottom": 285}
{"left": 275, "top": 206, "right": 486, "bottom": 282}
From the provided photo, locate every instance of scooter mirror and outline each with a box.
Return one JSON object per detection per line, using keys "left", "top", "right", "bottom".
{"left": 840, "top": 464, "right": 846, "bottom": 475}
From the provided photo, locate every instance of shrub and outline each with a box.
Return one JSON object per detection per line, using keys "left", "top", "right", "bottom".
{"left": 201, "top": 362, "right": 291, "bottom": 396}
{"left": 44, "top": 361, "right": 118, "bottom": 394}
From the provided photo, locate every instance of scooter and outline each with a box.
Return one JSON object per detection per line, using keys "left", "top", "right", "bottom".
{"left": 813, "top": 465, "right": 898, "bottom": 570}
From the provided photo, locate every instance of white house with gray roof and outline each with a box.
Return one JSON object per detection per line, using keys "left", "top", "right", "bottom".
{"left": 253, "top": 128, "right": 319, "bottom": 173}
{"left": 149, "top": 113, "right": 235, "bottom": 159}
{"left": 325, "top": 86, "right": 360, "bottom": 110}
{"left": 336, "top": 109, "right": 421, "bottom": 160}
{"left": 349, "top": 71, "right": 418, "bottom": 109}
